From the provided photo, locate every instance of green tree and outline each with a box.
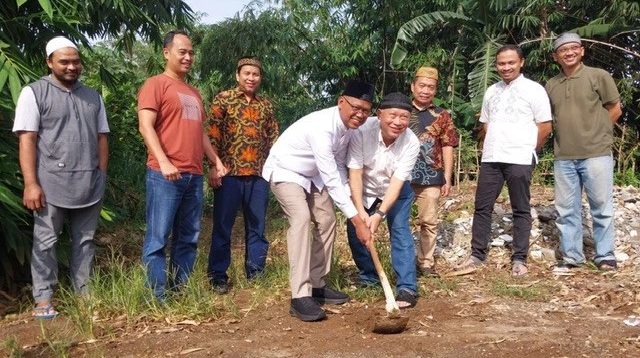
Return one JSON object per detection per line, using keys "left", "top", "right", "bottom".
{"left": 390, "top": 0, "right": 640, "bottom": 176}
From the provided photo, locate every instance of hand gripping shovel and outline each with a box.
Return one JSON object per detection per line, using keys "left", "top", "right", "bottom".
{"left": 367, "top": 241, "right": 409, "bottom": 334}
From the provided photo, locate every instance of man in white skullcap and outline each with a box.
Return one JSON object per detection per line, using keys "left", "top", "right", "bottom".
{"left": 13, "top": 36, "right": 109, "bottom": 319}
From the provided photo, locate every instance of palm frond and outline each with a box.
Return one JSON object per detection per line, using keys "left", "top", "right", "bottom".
{"left": 467, "top": 37, "right": 502, "bottom": 111}
{"left": 390, "top": 11, "right": 476, "bottom": 68}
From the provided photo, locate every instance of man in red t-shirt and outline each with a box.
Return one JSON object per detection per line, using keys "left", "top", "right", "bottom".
{"left": 137, "top": 30, "right": 225, "bottom": 300}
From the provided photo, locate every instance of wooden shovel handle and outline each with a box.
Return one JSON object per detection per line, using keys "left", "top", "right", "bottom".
{"left": 367, "top": 241, "right": 385, "bottom": 276}
{"left": 367, "top": 241, "right": 397, "bottom": 311}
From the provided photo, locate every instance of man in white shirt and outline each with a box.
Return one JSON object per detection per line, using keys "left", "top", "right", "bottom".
{"left": 263, "top": 80, "right": 374, "bottom": 322}
{"left": 347, "top": 92, "right": 420, "bottom": 308}
{"left": 454, "top": 45, "right": 552, "bottom": 277}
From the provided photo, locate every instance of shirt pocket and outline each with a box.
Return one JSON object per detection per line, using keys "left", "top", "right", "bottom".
{"left": 41, "top": 140, "right": 97, "bottom": 172}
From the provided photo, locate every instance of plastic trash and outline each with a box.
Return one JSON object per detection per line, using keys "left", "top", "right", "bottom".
{"left": 623, "top": 316, "right": 640, "bottom": 327}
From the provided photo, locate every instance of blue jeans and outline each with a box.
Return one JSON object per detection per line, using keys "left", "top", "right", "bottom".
{"left": 142, "top": 168, "right": 203, "bottom": 299}
{"left": 554, "top": 155, "right": 615, "bottom": 265}
{"left": 347, "top": 181, "right": 417, "bottom": 294}
{"left": 207, "top": 176, "right": 269, "bottom": 284}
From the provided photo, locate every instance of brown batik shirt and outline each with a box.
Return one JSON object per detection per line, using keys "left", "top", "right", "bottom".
{"left": 208, "top": 87, "right": 279, "bottom": 176}
{"left": 409, "top": 103, "right": 459, "bottom": 186}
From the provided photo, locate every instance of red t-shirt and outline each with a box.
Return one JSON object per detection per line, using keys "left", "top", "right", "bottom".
{"left": 137, "top": 74, "right": 205, "bottom": 174}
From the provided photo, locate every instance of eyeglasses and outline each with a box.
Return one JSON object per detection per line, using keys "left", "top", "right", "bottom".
{"left": 342, "top": 96, "right": 371, "bottom": 116}
{"left": 556, "top": 44, "right": 582, "bottom": 55}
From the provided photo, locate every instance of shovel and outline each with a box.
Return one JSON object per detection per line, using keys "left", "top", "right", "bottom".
{"left": 367, "top": 241, "right": 409, "bottom": 334}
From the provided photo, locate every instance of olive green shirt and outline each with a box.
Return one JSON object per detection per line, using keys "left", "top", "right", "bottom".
{"left": 545, "top": 64, "right": 620, "bottom": 160}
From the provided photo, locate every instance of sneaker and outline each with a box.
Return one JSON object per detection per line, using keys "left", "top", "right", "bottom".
{"left": 450, "top": 256, "right": 483, "bottom": 276}
{"left": 290, "top": 297, "right": 327, "bottom": 322}
{"left": 552, "top": 262, "right": 579, "bottom": 275}
{"left": 417, "top": 266, "right": 440, "bottom": 278}
{"left": 212, "top": 281, "right": 230, "bottom": 295}
{"left": 312, "top": 286, "right": 350, "bottom": 305}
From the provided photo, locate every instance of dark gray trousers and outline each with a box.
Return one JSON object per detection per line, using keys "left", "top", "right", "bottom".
{"left": 31, "top": 200, "right": 102, "bottom": 303}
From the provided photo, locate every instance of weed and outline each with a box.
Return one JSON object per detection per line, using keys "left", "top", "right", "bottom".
{"left": 39, "top": 322, "right": 71, "bottom": 357}
{"left": 490, "top": 277, "right": 548, "bottom": 301}
{"left": 349, "top": 284, "right": 384, "bottom": 303}
{"left": 423, "top": 276, "right": 459, "bottom": 297}
{"left": 58, "top": 288, "right": 95, "bottom": 338}
{"left": 2, "top": 336, "right": 23, "bottom": 358}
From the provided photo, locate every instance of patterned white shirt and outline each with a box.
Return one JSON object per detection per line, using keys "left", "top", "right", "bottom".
{"left": 479, "top": 74, "right": 552, "bottom": 164}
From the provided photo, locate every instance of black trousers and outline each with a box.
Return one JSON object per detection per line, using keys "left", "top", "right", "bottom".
{"left": 471, "top": 161, "right": 534, "bottom": 263}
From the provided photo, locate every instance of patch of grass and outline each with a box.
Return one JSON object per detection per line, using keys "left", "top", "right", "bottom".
{"left": 421, "top": 276, "right": 459, "bottom": 298}
{"left": 58, "top": 289, "right": 96, "bottom": 338}
{"left": 490, "top": 278, "right": 548, "bottom": 301}
{"left": 2, "top": 336, "right": 23, "bottom": 358}
{"left": 56, "top": 252, "right": 227, "bottom": 330}
{"left": 349, "top": 284, "right": 384, "bottom": 303}
{"left": 55, "top": 246, "right": 296, "bottom": 330}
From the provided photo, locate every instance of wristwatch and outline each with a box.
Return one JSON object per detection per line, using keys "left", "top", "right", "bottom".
{"left": 374, "top": 209, "right": 386, "bottom": 219}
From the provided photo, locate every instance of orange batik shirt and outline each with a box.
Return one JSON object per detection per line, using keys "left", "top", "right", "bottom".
{"left": 208, "top": 87, "right": 279, "bottom": 176}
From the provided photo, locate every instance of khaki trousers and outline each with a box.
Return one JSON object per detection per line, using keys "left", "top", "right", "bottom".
{"left": 270, "top": 181, "right": 336, "bottom": 298}
{"left": 412, "top": 185, "right": 441, "bottom": 269}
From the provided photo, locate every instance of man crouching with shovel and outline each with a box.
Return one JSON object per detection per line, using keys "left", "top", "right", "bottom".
{"left": 347, "top": 92, "right": 420, "bottom": 310}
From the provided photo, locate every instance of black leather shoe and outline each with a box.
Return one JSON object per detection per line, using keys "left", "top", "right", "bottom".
{"left": 290, "top": 297, "right": 326, "bottom": 322}
{"left": 312, "top": 286, "right": 350, "bottom": 305}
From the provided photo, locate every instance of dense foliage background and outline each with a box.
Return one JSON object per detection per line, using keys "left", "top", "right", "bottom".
{"left": 1, "top": 0, "right": 638, "bottom": 293}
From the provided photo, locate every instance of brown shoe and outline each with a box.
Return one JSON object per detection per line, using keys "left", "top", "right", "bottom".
{"left": 417, "top": 266, "right": 440, "bottom": 278}
{"left": 449, "top": 256, "right": 483, "bottom": 276}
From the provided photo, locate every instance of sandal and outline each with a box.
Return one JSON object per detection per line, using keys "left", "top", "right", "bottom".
{"left": 395, "top": 290, "right": 417, "bottom": 309}
{"left": 32, "top": 304, "right": 59, "bottom": 320}
{"left": 596, "top": 259, "right": 617, "bottom": 272}
{"left": 511, "top": 261, "right": 528, "bottom": 277}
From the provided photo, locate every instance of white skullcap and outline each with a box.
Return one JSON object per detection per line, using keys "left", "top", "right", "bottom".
{"left": 46, "top": 36, "right": 78, "bottom": 57}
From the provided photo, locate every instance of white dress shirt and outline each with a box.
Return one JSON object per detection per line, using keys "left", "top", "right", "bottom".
{"left": 479, "top": 74, "right": 552, "bottom": 164}
{"left": 262, "top": 106, "right": 358, "bottom": 218}
{"left": 347, "top": 117, "right": 420, "bottom": 208}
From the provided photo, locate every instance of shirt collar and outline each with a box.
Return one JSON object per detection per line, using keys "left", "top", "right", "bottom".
{"left": 500, "top": 73, "right": 524, "bottom": 87}
{"left": 411, "top": 101, "right": 436, "bottom": 112}
{"left": 377, "top": 127, "right": 403, "bottom": 149}
{"left": 231, "top": 86, "right": 262, "bottom": 102}
{"left": 44, "top": 75, "right": 82, "bottom": 92}
{"left": 559, "top": 63, "right": 585, "bottom": 81}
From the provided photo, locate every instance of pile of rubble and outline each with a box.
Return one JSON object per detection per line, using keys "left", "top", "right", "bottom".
{"left": 433, "top": 185, "right": 640, "bottom": 268}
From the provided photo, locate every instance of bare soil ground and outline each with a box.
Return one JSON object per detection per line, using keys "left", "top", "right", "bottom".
{"left": 2, "top": 185, "right": 639, "bottom": 357}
